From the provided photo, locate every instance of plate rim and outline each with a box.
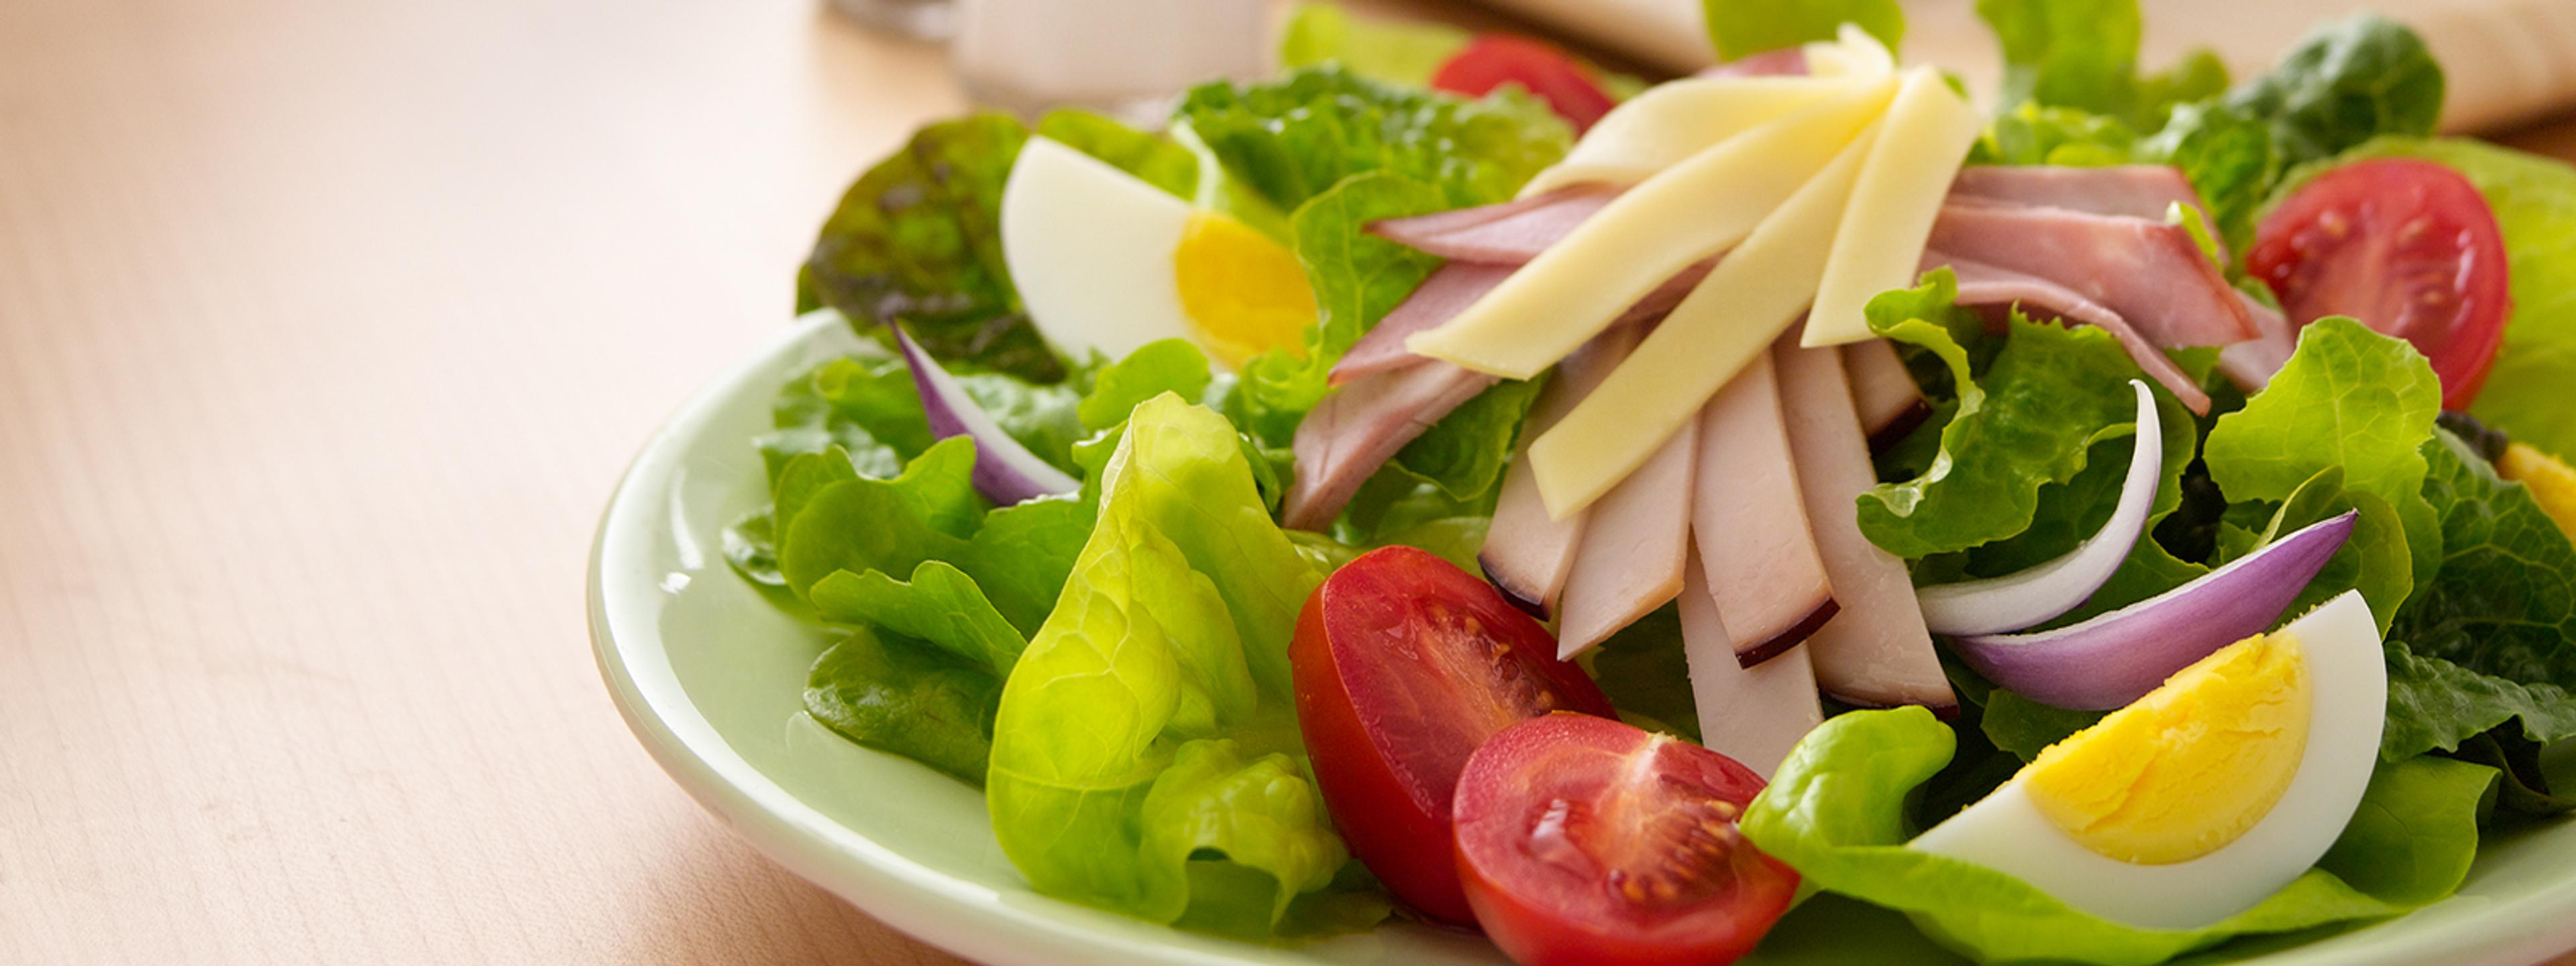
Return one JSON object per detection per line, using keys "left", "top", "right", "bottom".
{"left": 590, "top": 313, "right": 2576, "bottom": 966}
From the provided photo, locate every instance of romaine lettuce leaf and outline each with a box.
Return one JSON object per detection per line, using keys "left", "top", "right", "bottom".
{"left": 986, "top": 395, "right": 1378, "bottom": 934}
{"left": 1699, "top": 0, "right": 1902, "bottom": 62}
{"left": 1079, "top": 338, "right": 1214, "bottom": 432}
{"left": 1858, "top": 270, "right": 2182, "bottom": 559}
{"left": 1741, "top": 708, "right": 2496, "bottom": 966}
{"left": 2203, "top": 318, "right": 2443, "bottom": 625}
{"left": 2307, "top": 137, "right": 2576, "bottom": 462}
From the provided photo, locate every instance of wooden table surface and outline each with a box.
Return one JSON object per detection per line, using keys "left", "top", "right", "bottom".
{"left": 2, "top": 1, "right": 2572, "bottom": 963}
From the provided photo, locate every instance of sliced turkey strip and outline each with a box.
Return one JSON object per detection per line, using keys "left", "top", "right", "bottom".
{"left": 1678, "top": 552, "right": 1823, "bottom": 780}
{"left": 1772, "top": 336, "right": 1956, "bottom": 711}
{"left": 1555, "top": 409, "right": 1699, "bottom": 660}
{"left": 1692, "top": 351, "right": 1838, "bottom": 667}
{"left": 1281, "top": 361, "right": 1497, "bottom": 531}
{"left": 1330, "top": 262, "right": 1516, "bottom": 386}
{"left": 1479, "top": 324, "right": 1648, "bottom": 618}
{"left": 1842, "top": 338, "right": 1927, "bottom": 447}
{"left": 1933, "top": 251, "right": 2214, "bottom": 415}
{"left": 1927, "top": 199, "right": 2257, "bottom": 352}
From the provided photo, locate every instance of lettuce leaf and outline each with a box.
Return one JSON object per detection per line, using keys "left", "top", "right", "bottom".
{"left": 1859, "top": 270, "right": 2181, "bottom": 559}
{"left": 2218, "top": 15, "right": 2443, "bottom": 172}
{"left": 1976, "top": 0, "right": 2225, "bottom": 127}
{"left": 2309, "top": 138, "right": 2576, "bottom": 462}
{"left": 2203, "top": 318, "right": 2443, "bottom": 625}
{"left": 1699, "top": 0, "right": 1902, "bottom": 62}
{"left": 805, "top": 629, "right": 1003, "bottom": 782}
{"left": 1742, "top": 708, "right": 2496, "bottom": 966}
{"left": 1171, "top": 66, "right": 1570, "bottom": 215}
{"left": 986, "top": 395, "right": 1378, "bottom": 934}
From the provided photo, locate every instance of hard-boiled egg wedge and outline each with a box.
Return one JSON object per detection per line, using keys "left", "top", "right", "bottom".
{"left": 999, "top": 136, "right": 1314, "bottom": 370}
{"left": 1909, "top": 591, "right": 2387, "bottom": 930}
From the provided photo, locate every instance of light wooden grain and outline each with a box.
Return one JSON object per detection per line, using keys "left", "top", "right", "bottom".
{"left": 1, "top": 1, "right": 2573, "bottom": 963}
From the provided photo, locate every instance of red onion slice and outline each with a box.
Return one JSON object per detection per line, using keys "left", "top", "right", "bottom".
{"left": 1948, "top": 510, "right": 2358, "bottom": 710}
{"left": 894, "top": 326, "right": 1079, "bottom": 505}
{"left": 1919, "top": 380, "right": 2161, "bottom": 636}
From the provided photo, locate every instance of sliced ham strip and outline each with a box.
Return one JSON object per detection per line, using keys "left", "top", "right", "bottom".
{"left": 1556, "top": 415, "right": 1699, "bottom": 660}
{"left": 1951, "top": 165, "right": 2218, "bottom": 239}
{"left": 1935, "top": 251, "right": 2214, "bottom": 415}
{"left": 1772, "top": 337, "right": 1955, "bottom": 711}
{"left": 1679, "top": 553, "right": 1823, "bottom": 780}
{"left": 1841, "top": 338, "right": 1927, "bottom": 449}
{"left": 1282, "top": 362, "right": 1497, "bottom": 531}
{"left": 1927, "top": 201, "right": 2256, "bottom": 353}
{"left": 1361, "top": 187, "right": 1590, "bottom": 241}
{"left": 1479, "top": 325, "right": 1648, "bottom": 618}
{"left": 1692, "top": 352, "right": 1837, "bottom": 667}
{"left": 1367, "top": 188, "right": 1619, "bottom": 264}
{"left": 1331, "top": 262, "right": 1516, "bottom": 387}
{"left": 2219, "top": 290, "right": 2298, "bottom": 394}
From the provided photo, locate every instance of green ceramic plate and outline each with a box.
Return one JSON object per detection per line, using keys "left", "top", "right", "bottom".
{"left": 591, "top": 313, "right": 2576, "bottom": 966}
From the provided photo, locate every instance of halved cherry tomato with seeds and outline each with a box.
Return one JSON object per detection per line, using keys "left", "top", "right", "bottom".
{"left": 2247, "top": 158, "right": 2511, "bottom": 410}
{"left": 1431, "top": 36, "right": 1617, "bottom": 132}
{"left": 1291, "top": 546, "right": 1616, "bottom": 924}
{"left": 1452, "top": 714, "right": 1796, "bottom": 966}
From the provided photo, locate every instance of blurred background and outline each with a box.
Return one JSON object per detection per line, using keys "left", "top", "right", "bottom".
{"left": 1, "top": 0, "right": 2572, "bottom": 963}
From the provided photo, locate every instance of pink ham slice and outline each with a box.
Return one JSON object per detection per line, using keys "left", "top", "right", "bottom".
{"left": 1692, "top": 351, "right": 1838, "bottom": 667}
{"left": 2219, "top": 290, "right": 2298, "bottom": 393}
{"left": 1772, "top": 337, "right": 1955, "bottom": 711}
{"left": 1679, "top": 553, "right": 1823, "bottom": 780}
{"left": 1479, "top": 325, "right": 1648, "bottom": 617}
{"left": 1933, "top": 251, "right": 2215, "bottom": 415}
{"left": 1281, "top": 361, "right": 1497, "bottom": 531}
{"left": 1951, "top": 165, "right": 2220, "bottom": 246}
{"left": 1841, "top": 338, "right": 1928, "bottom": 449}
{"left": 1366, "top": 188, "right": 1619, "bottom": 264}
{"left": 1556, "top": 413, "right": 1699, "bottom": 659}
{"left": 1928, "top": 200, "right": 2256, "bottom": 354}
{"left": 1331, "top": 262, "right": 1515, "bottom": 386}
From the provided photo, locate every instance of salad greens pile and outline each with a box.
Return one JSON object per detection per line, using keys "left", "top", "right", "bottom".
{"left": 714, "top": 0, "right": 2576, "bottom": 957}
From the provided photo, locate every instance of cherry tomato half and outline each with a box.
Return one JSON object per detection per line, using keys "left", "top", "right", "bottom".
{"left": 2247, "top": 158, "right": 2512, "bottom": 410}
{"left": 1291, "top": 545, "right": 1617, "bottom": 925}
{"left": 1453, "top": 714, "right": 1797, "bottom": 966}
{"left": 1431, "top": 36, "right": 1617, "bottom": 132}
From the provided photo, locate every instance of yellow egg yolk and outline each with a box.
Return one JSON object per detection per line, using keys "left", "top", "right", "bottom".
{"left": 2500, "top": 443, "right": 2576, "bottom": 541}
{"left": 1173, "top": 213, "right": 1316, "bottom": 369}
{"left": 2021, "top": 631, "right": 2312, "bottom": 865}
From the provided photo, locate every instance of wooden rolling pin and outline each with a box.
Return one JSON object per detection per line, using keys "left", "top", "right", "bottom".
{"left": 1470, "top": 0, "right": 2576, "bottom": 133}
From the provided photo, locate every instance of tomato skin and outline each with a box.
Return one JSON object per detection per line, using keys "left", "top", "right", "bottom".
{"left": 1291, "top": 546, "right": 1615, "bottom": 925}
{"left": 2247, "top": 158, "right": 2512, "bottom": 410}
{"left": 1454, "top": 714, "right": 1796, "bottom": 966}
{"left": 1431, "top": 36, "right": 1617, "bottom": 132}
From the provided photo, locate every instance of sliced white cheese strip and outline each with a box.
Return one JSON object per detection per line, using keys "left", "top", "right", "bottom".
{"left": 1772, "top": 338, "right": 1955, "bottom": 710}
{"left": 1404, "top": 78, "right": 1897, "bottom": 380}
{"left": 1554, "top": 408, "right": 1697, "bottom": 660}
{"left": 1528, "top": 117, "right": 1881, "bottom": 518}
{"left": 1803, "top": 66, "right": 1983, "bottom": 347}
{"left": 1519, "top": 76, "right": 1851, "bottom": 197}
{"left": 1803, "top": 23, "right": 1896, "bottom": 80}
{"left": 1679, "top": 552, "right": 1823, "bottom": 780}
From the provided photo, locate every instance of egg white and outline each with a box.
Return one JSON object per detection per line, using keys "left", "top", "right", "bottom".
{"left": 999, "top": 136, "right": 1199, "bottom": 364}
{"left": 1909, "top": 591, "right": 2387, "bottom": 930}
